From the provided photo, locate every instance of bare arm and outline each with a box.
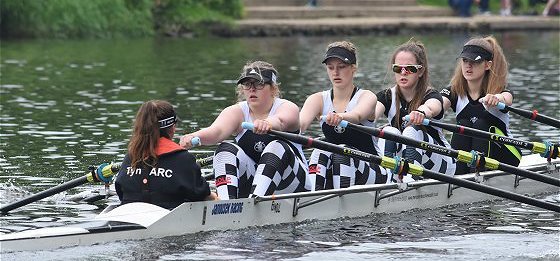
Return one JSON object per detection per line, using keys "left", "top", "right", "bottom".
{"left": 324, "top": 90, "right": 378, "bottom": 126}
{"left": 419, "top": 98, "right": 443, "bottom": 118}
{"left": 482, "top": 91, "right": 513, "bottom": 107}
{"left": 269, "top": 100, "right": 300, "bottom": 132}
{"left": 339, "top": 90, "right": 377, "bottom": 123}
{"left": 299, "top": 92, "right": 324, "bottom": 133}
{"left": 501, "top": 91, "right": 513, "bottom": 106}
{"left": 442, "top": 96, "right": 452, "bottom": 111}
{"left": 179, "top": 104, "right": 244, "bottom": 148}
{"left": 252, "top": 99, "right": 301, "bottom": 135}
{"left": 374, "top": 101, "right": 386, "bottom": 121}
{"left": 408, "top": 98, "right": 442, "bottom": 125}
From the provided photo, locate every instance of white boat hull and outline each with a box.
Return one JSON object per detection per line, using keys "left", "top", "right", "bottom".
{"left": 1, "top": 154, "right": 558, "bottom": 252}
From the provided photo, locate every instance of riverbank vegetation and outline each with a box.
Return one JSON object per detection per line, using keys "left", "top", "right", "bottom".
{"left": 1, "top": 0, "right": 243, "bottom": 39}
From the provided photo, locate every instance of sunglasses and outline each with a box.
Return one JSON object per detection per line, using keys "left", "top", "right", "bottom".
{"left": 392, "top": 64, "right": 423, "bottom": 74}
{"left": 241, "top": 81, "right": 266, "bottom": 90}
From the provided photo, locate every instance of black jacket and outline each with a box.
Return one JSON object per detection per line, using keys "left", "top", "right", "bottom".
{"left": 115, "top": 138, "right": 210, "bottom": 210}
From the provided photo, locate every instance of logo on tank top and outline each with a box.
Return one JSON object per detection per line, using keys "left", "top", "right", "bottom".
{"left": 254, "top": 141, "right": 266, "bottom": 152}
{"left": 215, "top": 176, "right": 232, "bottom": 186}
{"left": 470, "top": 116, "right": 478, "bottom": 124}
{"left": 308, "top": 165, "right": 321, "bottom": 173}
{"left": 334, "top": 125, "right": 346, "bottom": 133}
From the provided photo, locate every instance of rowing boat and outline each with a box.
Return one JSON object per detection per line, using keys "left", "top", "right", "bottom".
{"left": 1, "top": 154, "right": 558, "bottom": 252}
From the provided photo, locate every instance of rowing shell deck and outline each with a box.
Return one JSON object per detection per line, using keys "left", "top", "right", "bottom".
{"left": 1, "top": 155, "right": 558, "bottom": 252}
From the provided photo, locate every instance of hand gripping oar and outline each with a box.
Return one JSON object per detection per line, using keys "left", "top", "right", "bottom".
{"left": 497, "top": 102, "right": 560, "bottom": 129}
{"left": 240, "top": 122, "right": 560, "bottom": 213}
{"left": 419, "top": 118, "right": 559, "bottom": 160}
{"left": 0, "top": 162, "right": 121, "bottom": 214}
{"left": 339, "top": 117, "right": 560, "bottom": 187}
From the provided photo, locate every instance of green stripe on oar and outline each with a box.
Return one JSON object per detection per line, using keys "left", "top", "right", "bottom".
{"left": 498, "top": 102, "right": 560, "bottom": 129}
{"left": 422, "top": 119, "right": 558, "bottom": 159}
{"left": 0, "top": 162, "right": 121, "bottom": 214}
{"left": 240, "top": 123, "right": 560, "bottom": 213}
{"left": 339, "top": 120, "right": 560, "bottom": 187}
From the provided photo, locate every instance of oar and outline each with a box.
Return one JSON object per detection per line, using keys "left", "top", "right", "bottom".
{"left": 338, "top": 118, "right": 560, "bottom": 187}
{"left": 420, "top": 118, "right": 559, "bottom": 160}
{"left": 240, "top": 122, "right": 560, "bottom": 213}
{"left": 0, "top": 162, "right": 121, "bottom": 214}
{"left": 497, "top": 102, "right": 560, "bottom": 129}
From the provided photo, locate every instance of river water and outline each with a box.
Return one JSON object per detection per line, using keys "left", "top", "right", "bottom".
{"left": 0, "top": 32, "right": 559, "bottom": 260}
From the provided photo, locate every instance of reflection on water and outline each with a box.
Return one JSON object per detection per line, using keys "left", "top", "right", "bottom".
{"left": 0, "top": 32, "right": 559, "bottom": 259}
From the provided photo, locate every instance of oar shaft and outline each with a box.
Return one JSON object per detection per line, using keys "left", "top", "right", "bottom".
{"left": 500, "top": 103, "right": 560, "bottom": 129}
{"left": 421, "top": 171, "right": 560, "bottom": 212}
{"left": 268, "top": 129, "right": 383, "bottom": 165}
{"left": 261, "top": 128, "right": 560, "bottom": 213}
{"left": 426, "top": 120, "right": 537, "bottom": 153}
{"left": 498, "top": 163, "right": 560, "bottom": 186}
{"left": 1, "top": 176, "right": 88, "bottom": 213}
{"left": 343, "top": 122, "right": 560, "bottom": 187}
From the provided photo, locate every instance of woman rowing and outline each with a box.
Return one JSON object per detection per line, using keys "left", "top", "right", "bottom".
{"left": 300, "top": 40, "right": 392, "bottom": 190}
{"left": 441, "top": 36, "right": 521, "bottom": 175}
{"left": 375, "top": 39, "right": 456, "bottom": 177}
{"left": 180, "top": 61, "right": 311, "bottom": 199}
{"left": 115, "top": 100, "right": 218, "bottom": 210}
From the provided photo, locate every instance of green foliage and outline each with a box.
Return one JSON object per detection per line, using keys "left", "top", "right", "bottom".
{"left": 417, "top": 0, "right": 447, "bottom": 6}
{"left": 153, "top": 0, "right": 243, "bottom": 37}
{"left": 1, "top": 0, "right": 154, "bottom": 38}
{"left": 0, "top": 0, "right": 243, "bottom": 39}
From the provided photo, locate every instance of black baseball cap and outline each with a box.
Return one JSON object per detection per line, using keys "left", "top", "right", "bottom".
{"left": 460, "top": 45, "right": 493, "bottom": 62}
{"left": 236, "top": 67, "right": 278, "bottom": 85}
{"left": 322, "top": 46, "right": 357, "bottom": 64}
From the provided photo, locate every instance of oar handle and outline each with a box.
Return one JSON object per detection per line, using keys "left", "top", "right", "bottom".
{"left": 191, "top": 137, "right": 201, "bottom": 147}
{"left": 403, "top": 115, "right": 430, "bottom": 126}
{"left": 241, "top": 122, "right": 254, "bottom": 130}
{"left": 318, "top": 115, "right": 355, "bottom": 128}
{"left": 496, "top": 102, "right": 507, "bottom": 110}
{"left": 478, "top": 98, "right": 507, "bottom": 110}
